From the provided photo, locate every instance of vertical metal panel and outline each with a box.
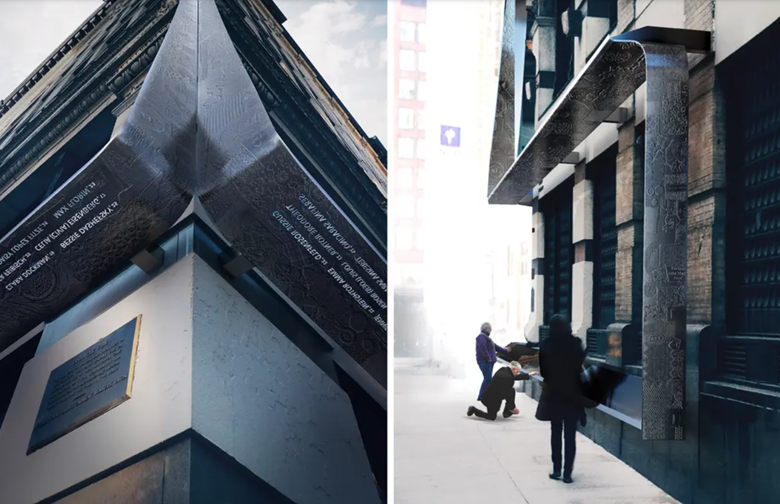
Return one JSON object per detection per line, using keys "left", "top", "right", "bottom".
{"left": 640, "top": 42, "right": 689, "bottom": 441}
{"left": 487, "top": 0, "right": 526, "bottom": 195}
{"left": 195, "top": 0, "right": 388, "bottom": 386}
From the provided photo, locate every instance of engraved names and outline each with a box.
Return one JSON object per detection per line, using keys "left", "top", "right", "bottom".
{"left": 0, "top": 177, "right": 123, "bottom": 292}
{"left": 272, "top": 194, "right": 388, "bottom": 332}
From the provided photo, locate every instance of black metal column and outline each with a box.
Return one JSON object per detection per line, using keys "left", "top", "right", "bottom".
{"left": 640, "top": 42, "right": 689, "bottom": 441}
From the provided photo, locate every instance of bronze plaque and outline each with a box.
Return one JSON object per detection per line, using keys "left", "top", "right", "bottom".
{"left": 27, "top": 315, "right": 141, "bottom": 454}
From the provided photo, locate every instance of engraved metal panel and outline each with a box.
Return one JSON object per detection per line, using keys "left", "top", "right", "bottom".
{"left": 640, "top": 42, "right": 689, "bottom": 441}
{"left": 486, "top": 26, "right": 705, "bottom": 440}
{"left": 0, "top": 0, "right": 387, "bottom": 388}
{"left": 27, "top": 315, "right": 141, "bottom": 454}
{"left": 487, "top": 0, "right": 527, "bottom": 195}
{"left": 0, "top": 0, "right": 198, "bottom": 352}
{"left": 487, "top": 27, "right": 708, "bottom": 206}
{"left": 195, "top": 0, "right": 386, "bottom": 386}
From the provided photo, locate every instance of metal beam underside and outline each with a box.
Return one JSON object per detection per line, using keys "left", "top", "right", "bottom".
{"left": 487, "top": 26, "right": 710, "bottom": 206}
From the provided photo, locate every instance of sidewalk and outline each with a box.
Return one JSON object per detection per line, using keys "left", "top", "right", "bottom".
{"left": 394, "top": 368, "right": 680, "bottom": 504}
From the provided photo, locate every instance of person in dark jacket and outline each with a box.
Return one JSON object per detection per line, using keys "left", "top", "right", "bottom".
{"left": 475, "top": 322, "right": 507, "bottom": 400}
{"left": 467, "top": 361, "right": 536, "bottom": 420}
{"left": 535, "top": 314, "right": 586, "bottom": 484}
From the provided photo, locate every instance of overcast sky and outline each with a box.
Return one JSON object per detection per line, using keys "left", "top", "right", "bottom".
{"left": 0, "top": 0, "right": 387, "bottom": 144}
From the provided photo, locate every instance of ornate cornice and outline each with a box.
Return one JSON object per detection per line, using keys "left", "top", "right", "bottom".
{"left": 0, "top": 1, "right": 117, "bottom": 118}
{"left": 109, "top": 23, "right": 170, "bottom": 95}
{"left": 0, "top": 0, "right": 176, "bottom": 192}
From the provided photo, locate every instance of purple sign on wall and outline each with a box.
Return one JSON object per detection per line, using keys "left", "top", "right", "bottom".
{"left": 440, "top": 125, "right": 460, "bottom": 147}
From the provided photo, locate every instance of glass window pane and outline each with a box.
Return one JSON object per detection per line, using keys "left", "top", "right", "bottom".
{"left": 400, "top": 22, "right": 416, "bottom": 42}
{"left": 416, "top": 225, "right": 425, "bottom": 250}
{"left": 399, "top": 50, "right": 416, "bottom": 71}
{"left": 417, "top": 80, "right": 426, "bottom": 101}
{"left": 416, "top": 110, "right": 426, "bottom": 130}
{"left": 417, "top": 23, "right": 427, "bottom": 44}
{"left": 416, "top": 168, "right": 426, "bottom": 188}
{"left": 416, "top": 139, "right": 426, "bottom": 159}
{"left": 396, "top": 223, "right": 415, "bottom": 250}
{"left": 416, "top": 199, "right": 425, "bottom": 219}
{"left": 399, "top": 79, "right": 416, "bottom": 100}
{"left": 396, "top": 197, "right": 415, "bottom": 218}
{"left": 398, "top": 108, "right": 415, "bottom": 129}
{"left": 396, "top": 168, "right": 414, "bottom": 189}
{"left": 417, "top": 52, "right": 427, "bottom": 72}
{"left": 398, "top": 138, "right": 415, "bottom": 159}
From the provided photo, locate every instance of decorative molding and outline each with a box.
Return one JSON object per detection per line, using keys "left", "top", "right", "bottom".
{"left": 0, "top": 1, "right": 117, "bottom": 117}
{"left": 0, "top": 0, "right": 176, "bottom": 193}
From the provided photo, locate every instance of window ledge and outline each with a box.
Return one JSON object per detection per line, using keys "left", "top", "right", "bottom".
{"left": 702, "top": 380, "right": 780, "bottom": 411}
{"left": 516, "top": 364, "right": 641, "bottom": 430}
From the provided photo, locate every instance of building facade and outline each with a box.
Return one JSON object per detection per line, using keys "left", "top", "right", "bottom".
{"left": 0, "top": 1, "right": 387, "bottom": 503}
{"left": 390, "top": 0, "right": 429, "bottom": 359}
{"left": 493, "top": 0, "right": 780, "bottom": 502}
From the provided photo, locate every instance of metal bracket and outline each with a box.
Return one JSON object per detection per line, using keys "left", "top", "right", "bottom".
{"left": 131, "top": 245, "right": 165, "bottom": 274}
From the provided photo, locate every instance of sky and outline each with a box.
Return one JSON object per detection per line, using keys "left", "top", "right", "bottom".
{"left": 0, "top": 0, "right": 387, "bottom": 144}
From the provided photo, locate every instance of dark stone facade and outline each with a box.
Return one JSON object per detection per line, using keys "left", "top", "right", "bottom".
{"left": 515, "top": 0, "right": 780, "bottom": 502}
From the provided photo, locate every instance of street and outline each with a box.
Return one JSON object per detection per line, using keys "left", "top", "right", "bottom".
{"left": 394, "top": 366, "right": 680, "bottom": 504}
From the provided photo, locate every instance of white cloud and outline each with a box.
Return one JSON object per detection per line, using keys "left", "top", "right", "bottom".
{"left": 372, "top": 14, "right": 388, "bottom": 27}
{"left": 0, "top": 0, "right": 387, "bottom": 144}
{"left": 282, "top": 0, "right": 387, "bottom": 143}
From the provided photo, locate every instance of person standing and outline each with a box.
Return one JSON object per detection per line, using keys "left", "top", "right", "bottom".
{"left": 475, "top": 322, "right": 507, "bottom": 400}
{"left": 536, "top": 314, "right": 586, "bottom": 484}
{"left": 467, "top": 361, "right": 536, "bottom": 420}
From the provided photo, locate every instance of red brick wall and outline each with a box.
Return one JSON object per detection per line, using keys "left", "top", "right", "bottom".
{"left": 685, "top": 50, "right": 726, "bottom": 326}
{"left": 684, "top": 0, "right": 715, "bottom": 68}
{"left": 614, "top": 120, "right": 642, "bottom": 323}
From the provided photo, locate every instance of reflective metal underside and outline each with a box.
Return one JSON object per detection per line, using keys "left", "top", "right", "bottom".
{"left": 487, "top": 27, "right": 710, "bottom": 206}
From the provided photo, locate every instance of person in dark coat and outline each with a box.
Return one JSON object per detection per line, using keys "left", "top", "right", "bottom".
{"left": 475, "top": 322, "right": 507, "bottom": 400}
{"left": 467, "top": 361, "right": 535, "bottom": 420}
{"left": 535, "top": 314, "right": 586, "bottom": 484}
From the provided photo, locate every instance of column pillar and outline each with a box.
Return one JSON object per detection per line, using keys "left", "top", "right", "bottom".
{"left": 571, "top": 161, "right": 594, "bottom": 340}
{"left": 531, "top": 0, "right": 557, "bottom": 120}
{"left": 525, "top": 198, "right": 545, "bottom": 343}
{"left": 640, "top": 42, "right": 689, "bottom": 441}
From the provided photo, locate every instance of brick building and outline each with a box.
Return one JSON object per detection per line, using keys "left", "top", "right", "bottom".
{"left": 489, "top": 0, "right": 780, "bottom": 502}
{"left": 390, "top": 0, "right": 429, "bottom": 359}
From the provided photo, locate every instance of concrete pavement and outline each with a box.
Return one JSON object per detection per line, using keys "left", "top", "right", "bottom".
{"left": 394, "top": 367, "right": 680, "bottom": 504}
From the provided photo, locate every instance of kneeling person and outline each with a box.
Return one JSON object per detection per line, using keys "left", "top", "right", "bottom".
{"left": 467, "top": 361, "right": 532, "bottom": 420}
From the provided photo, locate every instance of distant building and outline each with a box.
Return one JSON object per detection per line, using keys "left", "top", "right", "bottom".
{"left": 490, "top": 0, "right": 780, "bottom": 502}
{"left": 391, "top": 0, "right": 428, "bottom": 358}
{"left": 0, "top": 1, "right": 387, "bottom": 503}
